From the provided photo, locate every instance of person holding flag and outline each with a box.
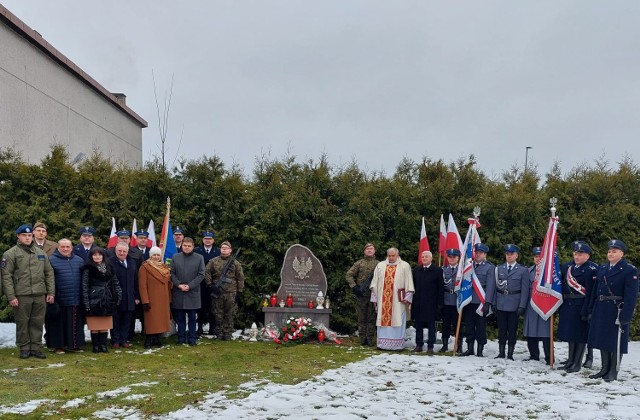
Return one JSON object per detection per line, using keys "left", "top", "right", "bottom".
{"left": 558, "top": 241, "right": 598, "bottom": 373}
{"left": 524, "top": 247, "right": 551, "bottom": 364}
{"left": 489, "top": 244, "right": 529, "bottom": 360}
{"left": 462, "top": 243, "right": 495, "bottom": 357}
{"left": 586, "top": 239, "right": 639, "bottom": 382}
{"left": 441, "top": 249, "right": 463, "bottom": 354}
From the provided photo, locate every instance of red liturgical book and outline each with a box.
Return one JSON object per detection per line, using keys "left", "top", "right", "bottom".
{"left": 398, "top": 288, "right": 406, "bottom": 302}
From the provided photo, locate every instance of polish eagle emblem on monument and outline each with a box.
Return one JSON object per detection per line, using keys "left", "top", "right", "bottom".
{"left": 292, "top": 256, "right": 313, "bottom": 279}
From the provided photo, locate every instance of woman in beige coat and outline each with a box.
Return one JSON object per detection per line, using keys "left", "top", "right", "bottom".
{"left": 138, "top": 247, "right": 172, "bottom": 348}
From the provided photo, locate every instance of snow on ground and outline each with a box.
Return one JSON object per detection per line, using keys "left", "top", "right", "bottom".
{"left": 165, "top": 341, "right": 640, "bottom": 419}
{"left": 2, "top": 323, "right": 640, "bottom": 418}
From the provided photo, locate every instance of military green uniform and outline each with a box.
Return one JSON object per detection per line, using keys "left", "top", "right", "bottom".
{"left": 1, "top": 242, "right": 55, "bottom": 352}
{"left": 346, "top": 256, "right": 379, "bottom": 345}
{"left": 205, "top": 255, "right": 244, "bottom": 339}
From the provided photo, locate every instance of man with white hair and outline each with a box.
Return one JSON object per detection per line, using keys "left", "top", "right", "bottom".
{"left": 370, "top": 247, "right": 415, "bottom": 351}
{"left": 108, "top": 242, "right": 139, "bottom": 349}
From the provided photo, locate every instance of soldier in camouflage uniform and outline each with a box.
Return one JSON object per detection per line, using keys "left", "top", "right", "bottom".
{"left": 346, "top": 243, "right": 379, "bottom": 346}
{"left": 1, "top": 224, "right": 55, "bottom": 359}
{"left": 205, "top": 241, "right": 244, "bottom": 340}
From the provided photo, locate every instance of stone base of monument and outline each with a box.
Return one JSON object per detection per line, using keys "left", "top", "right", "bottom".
{"left": 263, "top": 307, "right": 332, "bottom": 328}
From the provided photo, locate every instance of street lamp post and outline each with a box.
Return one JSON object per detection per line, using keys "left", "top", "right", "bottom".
{"left": 525, "top": 146, "right": 533, "bottom": 173}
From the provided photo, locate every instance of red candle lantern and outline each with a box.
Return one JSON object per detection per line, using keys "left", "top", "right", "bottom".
{"left": 286, "top": 293, "right": 293, "bottom": 308}
{"left": 270, "top": 293, "right": 278, "bottom": 307}
{"left": 318, "top": 329, "right": 325, "bottom": 343}
{"left": 307, "top": 299, "right": 315, "bottom": 309}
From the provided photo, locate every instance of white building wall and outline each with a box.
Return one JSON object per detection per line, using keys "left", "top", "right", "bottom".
{"left": 0, "top": 22, "right": 143, "bottom": 166}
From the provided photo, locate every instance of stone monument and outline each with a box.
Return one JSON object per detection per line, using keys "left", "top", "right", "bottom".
{"left": 263, "top": 244, "right": 332, "bottom": 327}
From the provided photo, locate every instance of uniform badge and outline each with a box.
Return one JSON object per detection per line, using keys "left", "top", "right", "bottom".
{"left": 37, "top": 255, "right": 45, "bottom": 260}
{"left": 0, "top": 258, "right": 6, "bottom": 268}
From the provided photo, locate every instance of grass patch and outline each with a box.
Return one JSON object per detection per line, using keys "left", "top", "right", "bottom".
{"left": 0, "top": 336, "right": 371, "bottom": 418}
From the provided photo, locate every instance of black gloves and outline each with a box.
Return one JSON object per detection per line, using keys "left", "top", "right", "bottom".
{"left": 143, "top": 303, "right": 151, "bottom": 312}
{"left": 517, "top": 307, "right": 526, "bottom": 316}
{"left": 235, "top": 292, "right": 242, "bottom": 305}
{"left": 581, "top": 314, "right": 591, "bottom": 322}
{"left": 482, "top": 303, "right": 492, "bottom": 315}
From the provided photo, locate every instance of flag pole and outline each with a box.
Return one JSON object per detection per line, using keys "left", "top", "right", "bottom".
{"left": 549, "top": 197, "right": 557, "bottom": 368}
{"left": 453, "top": 314, "right": 463, "bottom": 355}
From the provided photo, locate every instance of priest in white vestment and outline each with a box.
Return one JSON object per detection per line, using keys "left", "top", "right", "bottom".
{"left": 370, "top": 247, "right": 415, "bottom": 350}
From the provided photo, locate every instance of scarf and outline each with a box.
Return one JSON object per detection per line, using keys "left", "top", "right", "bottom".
{"left": 146, "top": 259, "right": 170, "bottom": 278}
{"left": 97, "top": 262, "right": 107, "bottom": 275}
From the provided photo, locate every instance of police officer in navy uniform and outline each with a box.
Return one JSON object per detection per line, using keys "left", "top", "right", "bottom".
{"left": 194, "top": 231, "right": 221, "bottom": 336}
{"left": 558, "top": 241, "right": 598, "bottom": 373}
{"left": 134, "top": 230, "right": 151, "bottom": 262}
{"left": 523, "top": 247, "right": 551, "bottom": 364}
{"left": 440, "top": 249, "right": 463, "bottom": 354}
{"left": 73, "top": 226, "right": 97, "bottom": 261}
{"left": 587, "top": 240, "right": 639, "bottom": 382}
{"left": 489, "top": 244, "right": 529, "bottom": 360}
{"left": 173, "top": 227, "right": 185, "bottom": 253}
{"left": 462, "top": 243, "right": 495, "bottom": 357}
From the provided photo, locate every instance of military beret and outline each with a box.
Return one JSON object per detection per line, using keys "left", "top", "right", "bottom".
{"left": 220, "top": 240, "right": 232, "bottom": 248}
{"left": 504, "top": 244, "right": 520, "bottom": 253}
{"left": 173, "top": 227, "right": 185, "bottom": 235}
{"left": 33, "top": 222, "right": 47, "bottom": 230}
{"left": 79, "top": 226, "right": 97, "bottom": 236}
{"left": 16, "top": 224, "right": 33, "bottom": 234}
{"left": 446, "top": 249, "right": 461, "bottom": 257}
{"left": 475, "top": 243, "right": 490, "bottom": 253}
{"left": 572, "top": 241, "right": 592, "bottom": 254}
{"left": 364, "top": 242, "right": 375, "bottom": 250}
{"left": 608, "top": 239, "right": 627, "bottom": 252}
{"left": 532, "top": 247, "right": 542, "bottom": 255}
{"left": 116, "top": 229, "right": 131, "bottom": 237}
{"left": 134, "top": 230, "right": 149, "bottom": 237}
{"left": 201, "top": 231, "right": 215, "bottom": 238}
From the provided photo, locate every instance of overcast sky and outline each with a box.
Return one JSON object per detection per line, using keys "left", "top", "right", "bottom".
{"left": 3, "top": 1, "right": 640, "bottom": 177}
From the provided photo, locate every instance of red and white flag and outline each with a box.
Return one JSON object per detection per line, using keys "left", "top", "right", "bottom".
{"left": 530, "top": 216, "right": 564, "bottom": 320}
{"left": 131, "top": 219, "right": 138, "bottom": 247}
{"left": 438, "top": 214, "right": 447, "bottom": 259}
{"left": 147, "top": 220, "right": 157, "bottom": 247}
{"left": 107, "top": 217, "right": 118, "bottom": 248}
{"left": 418, "top": 217, "right": 430, "bottom": 264}
{"left": 445, "top": 213, "right": 464, "bottom": 254}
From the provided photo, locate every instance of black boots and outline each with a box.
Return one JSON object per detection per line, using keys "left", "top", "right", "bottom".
{"left": 99, "top": 332, "right": 109, "bottom": 353}
{"left": 91, "top": 333, "right": 100, "bottom": 353}
{"left": 559, "top": 342, "right": 575, "bottom": 368}
{"left": 144, "top": 335, "right": 152, "bottom": 349}
{"left": 462, "top": 341, "right": 475, "bottom": 356}
{"left": 565, "top": 343, "right": 586, "bottom": 373}
{"left": 495, "top": 344, "right": 506, "bottom": 359}
{"left": 603, "top": 353, "right": 621, "bottom": 382}
{"left": 589, "top": 350, "right": 610, "bottom": 379}
{"left": 507, "top": 345, "right": 515, "bottom": 360}
{"left": 476, "top": 344, "right": 484, "bottom": 357}
{"left": 439, "top": 336, "right": 449, "bottom": 353}
{"left": 583, "top": 346, "right": 593, "bottom": 368}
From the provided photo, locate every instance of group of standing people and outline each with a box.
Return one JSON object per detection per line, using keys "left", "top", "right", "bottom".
{"left": 0, "top": 223, "right": 245, "bottom": 358}
{"left": 346, "top": 238, "right": 638, "bottom": 382}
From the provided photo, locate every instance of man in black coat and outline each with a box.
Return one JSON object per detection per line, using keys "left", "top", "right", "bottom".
{"left": 109, "top": 243, "right": 139, "bottom": 349}
{"left": 411, "top": 251, "right": 443, "bottom": 354}
{"left": 194, "top": 231, "right": 221, "bottom": 336}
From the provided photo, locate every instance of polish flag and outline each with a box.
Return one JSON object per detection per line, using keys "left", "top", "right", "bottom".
{"left": 131, "top": 219, "right": 138, "bottom": 247}
{"left": 418, "top": 217, "right": 430, "bottom": 264}
{"left": 438, "top": 214, "right": 447, "bottom": 259}
{"left": 445, "top": 213, "right": 463, "bottom": 253}
{"left": 147, "top": 220, "right": 157, "bottom": 247}
{"left": 107, "top": 217, "right": 118, "bottom": 248}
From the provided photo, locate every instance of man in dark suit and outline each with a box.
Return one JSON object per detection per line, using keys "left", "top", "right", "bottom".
{"left": 109, "top": 243, "right": 139, "bottom": 349}
{"left": 411, "top": 251, "right": 443, "bottom": 354}
{"left": 73, "top": 226, "right": 97, "bottom": 261}
{"left": 194, "top": 231, "right": 220, "bottom": 336}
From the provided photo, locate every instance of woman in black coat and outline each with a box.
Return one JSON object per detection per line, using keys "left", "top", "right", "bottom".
{"left": 411, "top": 251, "right": 444, "bottom": 354}
{"left": 82, "top": 248, "right": 122, "bottom": 353}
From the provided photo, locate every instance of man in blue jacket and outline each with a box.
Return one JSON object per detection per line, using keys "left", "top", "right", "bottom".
{"left": 46, "top": 239, "right": 86, "bottom": 353}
